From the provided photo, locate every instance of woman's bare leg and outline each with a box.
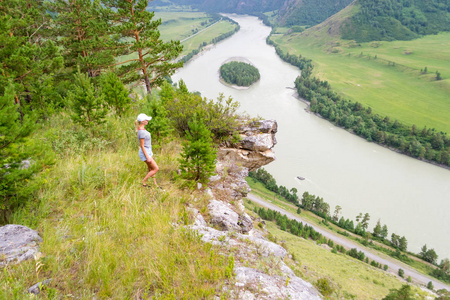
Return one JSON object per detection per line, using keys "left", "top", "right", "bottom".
{"left": 143, "top": 158, "right": 159, "bottom": 185}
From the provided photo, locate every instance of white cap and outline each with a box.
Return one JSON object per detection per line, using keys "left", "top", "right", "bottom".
{"left": 137, "top": 113, "right": 152, "bottom": 122}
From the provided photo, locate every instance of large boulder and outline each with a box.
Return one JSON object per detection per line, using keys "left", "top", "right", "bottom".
{"left": 217, "top": 119, "right": 277, "bottom": 172}
{"left": 208, "top": 200, "right": 253, "bottom": 233}
{"left": 0, "top": 224, "right": 42, "bottom": 266}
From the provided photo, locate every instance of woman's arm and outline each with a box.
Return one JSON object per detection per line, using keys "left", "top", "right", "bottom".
{"left": 140, "top": 138, "right": 151, "bottom": 161}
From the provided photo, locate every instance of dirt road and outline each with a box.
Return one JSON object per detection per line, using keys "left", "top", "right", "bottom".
{"left": 247, "top": 193, "right": 450, "bottom": 292}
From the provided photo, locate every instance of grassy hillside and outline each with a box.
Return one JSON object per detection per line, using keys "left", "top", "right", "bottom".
{"left": 341, "top": 0, "right": 450, "bottom": 42}
{"left": 243, "top": 201, "right": 432, "bottom": 299}
{"left": 269, "top": 4, "right": 450, "bottom": 134}
{"left": 0, "top": 96, "right": 233, "bottom": 299}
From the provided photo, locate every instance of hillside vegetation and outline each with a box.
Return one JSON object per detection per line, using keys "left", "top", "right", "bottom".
{"left": 341, "top": 0, "right": 450, "bottom": 42}
{"left": 244, "top": 181, "right": 437, "bottom": 299}
{"left": 0, "top": 86, "right": 233, "bottom": 298}
{"left": 269, "top": 3, "right": 450, "bottom": 136}
{"left": 277, "top": 0, "right": 353, "bottom": 27}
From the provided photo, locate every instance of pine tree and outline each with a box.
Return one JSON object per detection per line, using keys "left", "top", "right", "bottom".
{"left": 47, "top": 0, "right": 116, "bottom": 77}
{"left": 66, "top": 71, "right": 107, "bottom": 130}
{"left": 104, "top": 0, "right": 183, "bottom": 94}
{"left": 100, "top": 71, "right": 130, "bottom": 116}
{"left": 0, "top": 0, "right": 63, "bottom": 115}
{"left": 179, "top": 116, "right": 217, "bottom": 185}
{"left": 0, "top": 83, "right": 35, "bottom": 220}
{"left": 143, "top": 96, "right": 172, "bottom": 140}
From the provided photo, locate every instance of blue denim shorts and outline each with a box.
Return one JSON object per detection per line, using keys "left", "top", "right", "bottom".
{"left": 139, "top": 147, "right": 153, "bottom": 162}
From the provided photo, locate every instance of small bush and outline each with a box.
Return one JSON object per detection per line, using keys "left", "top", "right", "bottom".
{"left": 316, "top": 278, "right": 334, "bottom": 296}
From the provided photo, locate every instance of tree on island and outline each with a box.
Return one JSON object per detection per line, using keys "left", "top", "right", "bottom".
{"left": 220, "top": 61, "right": 260, "bottom": 87}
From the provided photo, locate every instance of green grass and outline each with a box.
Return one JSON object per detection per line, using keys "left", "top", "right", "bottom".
{"left": 270, "top": 29, "right": 450, "bottom": 134}
{"left": 179, "top": 21, "right": 237, "bottom": 56}
{"left": 0, "top": 107, "right": 230, "bottom": 299}
{"left": 157, "top": 12, "right": 211, "bottom": 42}
{"left": 117, "top": 13, "right": 238, "bottom": 62}
{"left": 262, "top": 222, "right": 431, "bottom": 299}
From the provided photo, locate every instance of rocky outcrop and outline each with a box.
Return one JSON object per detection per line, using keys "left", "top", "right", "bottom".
{"left": 217, "top": 119, "right": 277, "bottom": 172}
{"left": 195, "top": 119, "right": 322, "bottom": 299}
{"left": 189, "top": 215, "right": 322, "bottom": 299}
{"left": 210, "top": 119, "right": 277, "bottom": 204}
{"left": 0, "top": 224, "right": 42, "bottom": 266}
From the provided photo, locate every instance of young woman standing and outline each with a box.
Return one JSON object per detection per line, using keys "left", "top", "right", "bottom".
{"left": 136, "top": 113, "right": 159, "bottom": 187}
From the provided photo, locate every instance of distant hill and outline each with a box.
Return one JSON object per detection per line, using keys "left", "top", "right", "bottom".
{"left": 150, "top": 0, "right": 285, "bottom": 14}
{"left": 277, "top": 0, "right": 354, "bottom": 27}
{"left": 341, "top": 0, "right": 450, "bottom": 42}
{"left": 152, "top": 0, "right": 450, "bottom": 43}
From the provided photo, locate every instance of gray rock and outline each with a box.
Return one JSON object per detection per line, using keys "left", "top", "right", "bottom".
{"left": 216, "top": 148, "right": 275, "bottom": 172}
{"left": 233, "top": 267, "right": 322, "bottom": 300}
{"left": 191, "top": 225, "right": 287, "bottom": 258}
{"left": 0, "top": 224, "right": 42, "bottom": 266}
{"left": 208, "top": 200, "right": 254, "bottom": 233}
{"left": 208, "top": 200, "right": 241, "bottom": 232}
{"left": 28, "top": 279, "right": 52, "bottom": 295}
{"left": 187, "top": 207, "right": 207, "bottom": 227}
{"left": 240, "top": 119, "right": 278, "bottom": 135}
{"left": 215, "top": 119, "right": 277, "bottom": 173}
{"left": 238, "top": 213, "right": 253, "bottom": 234}
{"left": 240, "top": 134, "right": 275, "bottom": 152}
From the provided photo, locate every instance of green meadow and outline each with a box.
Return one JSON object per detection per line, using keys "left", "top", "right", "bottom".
{"left": 178, "top": 21, "right": 237, "bottom": 56}
{"left": 156, "top": 12, "right": 238, "bottom": 56}
{"left": 270, "top": 30, "right": 450, "bottom": 134}
{"left": 117, "top": 12, "right": 238, "bottom": 68}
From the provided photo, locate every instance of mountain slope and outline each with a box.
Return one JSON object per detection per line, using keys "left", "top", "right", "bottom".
{"left": 341, "top": 0, "right": 450, "bottom": 42}
{"left": 277, "top": 0, "right": 354, "bottom": 27}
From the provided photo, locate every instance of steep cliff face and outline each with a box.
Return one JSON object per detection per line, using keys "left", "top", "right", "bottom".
{"left": 191, "top": 119, "right": 323, "bottom": 299}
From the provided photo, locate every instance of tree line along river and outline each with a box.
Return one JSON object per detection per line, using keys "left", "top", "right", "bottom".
{"left": 172, "top": 14, "right": 450, "bottom": 260}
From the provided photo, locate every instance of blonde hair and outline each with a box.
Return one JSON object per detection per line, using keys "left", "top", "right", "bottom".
{"left": 135, "top": 120, "right": 140, "bottom": 132}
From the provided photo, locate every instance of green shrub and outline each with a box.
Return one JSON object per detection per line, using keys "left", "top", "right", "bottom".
{"left": 316, "top": 278, "right": 334, "bottom": 296}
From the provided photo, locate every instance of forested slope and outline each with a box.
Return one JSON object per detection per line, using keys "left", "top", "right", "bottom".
{"left": 341, "top": 0, "right": 450, "bottom": 42}
{"left": 277, "top": 0, "right": 354, "bottom": 27}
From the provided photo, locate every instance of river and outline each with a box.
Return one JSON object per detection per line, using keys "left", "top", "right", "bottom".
{"left": 172, "top": 14, "right": 450, "bottom": 260}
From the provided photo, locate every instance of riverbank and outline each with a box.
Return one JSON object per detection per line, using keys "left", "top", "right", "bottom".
{"left": 245, "top": 193, "right": 447, "bottom": 295}
{"left": 293, "top": 91, "right": 450, "bottom": 172}
{"left": 245, "top": 185, "right": 450, "bottom": 292}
